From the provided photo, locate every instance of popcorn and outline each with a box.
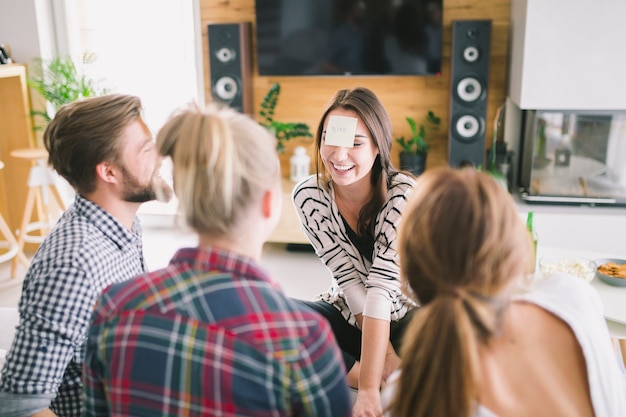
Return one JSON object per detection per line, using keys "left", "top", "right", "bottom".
{"left": 539, "top": 258, "right": 594, "bottom": 283}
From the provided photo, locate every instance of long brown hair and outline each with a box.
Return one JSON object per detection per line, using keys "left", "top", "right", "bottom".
{"left": 389, "top": 167, "right": 533, "bottom": 417}
{"left": 314, "top": 87, "right": 399, "bottom": 236}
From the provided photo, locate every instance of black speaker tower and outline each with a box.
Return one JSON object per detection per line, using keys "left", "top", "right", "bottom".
{"left": 448, "top": 20, "right": 492, "bottom": 168}
{"left": 207, "top": 22, "right": 252, "bottom": 114}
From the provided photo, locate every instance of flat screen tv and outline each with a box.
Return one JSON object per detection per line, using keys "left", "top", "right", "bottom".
{"left": 255, "top": 0, "right": 443, "bottom": 77}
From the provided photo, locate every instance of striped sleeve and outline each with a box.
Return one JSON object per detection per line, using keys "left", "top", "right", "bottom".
{"left": 293, "top": 175, "right": 417, "bottom": 322}
{"left": 292, "top": 176, "right": 368, "bottom": 313}
{"left": 362, "top": 177, "right": 415, "bottom": 320}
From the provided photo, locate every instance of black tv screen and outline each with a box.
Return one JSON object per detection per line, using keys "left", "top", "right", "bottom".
{"left": 255, "top": 0, "right": 443, "bottom": 77}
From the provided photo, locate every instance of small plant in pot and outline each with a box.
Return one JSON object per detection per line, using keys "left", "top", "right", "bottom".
{"left": 395, "top": 110, "right": 441, "bottom": 175}
{"left": 259, "top": 83, "right": 313, "bottom": 153}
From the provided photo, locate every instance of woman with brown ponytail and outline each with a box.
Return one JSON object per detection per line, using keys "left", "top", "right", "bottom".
{"left": 382, "top": 167, "right": 626, "bottom": 417}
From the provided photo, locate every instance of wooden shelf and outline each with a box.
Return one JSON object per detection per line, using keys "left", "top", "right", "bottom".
{"left": 0, "top": 64, "right": 36, "bottom": 234}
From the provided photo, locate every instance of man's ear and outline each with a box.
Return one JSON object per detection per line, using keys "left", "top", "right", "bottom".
{"left": 95, "top": 161, "right": 118, "bottom": 185}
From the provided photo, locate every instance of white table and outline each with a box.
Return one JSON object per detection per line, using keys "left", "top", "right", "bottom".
{"left": 537, "top": 246, "right": 626, "bottom": 329}
{"left": 537, "top": 246, "right": 626, "bottom": 367}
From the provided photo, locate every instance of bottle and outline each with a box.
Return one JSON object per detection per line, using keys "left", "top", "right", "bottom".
{"left": 526, "top": 211, "right": 538, "bottom": 272}
{"left": 290, "top": 146, "right": 310, "bottom": 183}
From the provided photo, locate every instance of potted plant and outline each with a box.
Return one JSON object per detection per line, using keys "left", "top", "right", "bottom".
{"left": 395, "top": 110, "right": 441, "bottom": 175}
{"left": 28, "top": 54, "right": 109, "bottom": 132}
{"left": 27, "top": 54, "right": 109, "bottom": 202}
{"left": 259, "top": 83, "right": 313, "bottom": 153}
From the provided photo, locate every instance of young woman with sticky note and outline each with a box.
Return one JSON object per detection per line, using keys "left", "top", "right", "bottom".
{"left": 292, "top": 87, "right": 417, "bottom": 417}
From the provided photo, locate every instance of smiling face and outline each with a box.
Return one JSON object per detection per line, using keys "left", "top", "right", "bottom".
{"left": 320, "top": 108, "right": 379, "bottom": 188}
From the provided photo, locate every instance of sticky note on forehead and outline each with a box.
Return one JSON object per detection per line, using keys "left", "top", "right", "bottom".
{"left": 325, "top": 115, "right": 358, "bottom": 148}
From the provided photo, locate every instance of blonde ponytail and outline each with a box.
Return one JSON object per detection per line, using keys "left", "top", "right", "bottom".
{"left": 156, "top": 102, "right": 279, "bottom": 235}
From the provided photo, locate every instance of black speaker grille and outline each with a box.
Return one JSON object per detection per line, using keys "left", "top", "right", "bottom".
{"left": 207, "top": 22, "right": 252, "bottom": 114}
{"left": 448, "top": 20, "right": 492, "bottom": 168}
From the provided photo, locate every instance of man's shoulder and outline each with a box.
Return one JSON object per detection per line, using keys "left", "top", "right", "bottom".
{"left": 39, "top": 211, "right": 102, "bottom": 253}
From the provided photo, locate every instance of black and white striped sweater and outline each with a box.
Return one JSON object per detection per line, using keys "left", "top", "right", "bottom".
{"left": 292, "top": 173, "right": 417, "bottom": 327}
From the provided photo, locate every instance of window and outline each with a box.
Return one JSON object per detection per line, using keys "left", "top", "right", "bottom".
{"left": 62, "top": 0, "right": 202, "bottom": 131}
{"left": 55, "top": 0, "right": 203, "bottom": 215}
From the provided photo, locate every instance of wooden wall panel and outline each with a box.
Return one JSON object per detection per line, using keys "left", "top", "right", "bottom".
{"left": 199, "top": 0, "right": 511, "bottom": 176}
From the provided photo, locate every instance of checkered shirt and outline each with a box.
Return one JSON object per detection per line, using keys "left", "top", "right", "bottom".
{"left": 84, "top": 246, "right": 352, "bottom": 417}
{"left": 0, "top": 194, "right": 146, "bottom": 417}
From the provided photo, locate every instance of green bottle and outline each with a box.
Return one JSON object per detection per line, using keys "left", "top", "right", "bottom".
{"left": 526, "top": 211, "right": 538, "bottom": 271}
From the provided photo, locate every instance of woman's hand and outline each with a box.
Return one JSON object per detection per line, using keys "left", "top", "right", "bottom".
{"left": 352, "top": 388, "right": 383, "bottom": 417}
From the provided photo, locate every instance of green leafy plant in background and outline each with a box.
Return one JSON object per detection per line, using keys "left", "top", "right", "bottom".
{"left": 28, "top": 54, "right": 109, "bottom": 131}
{"left": 395, "top": 110, "right": 441, "bottom": 155}
{"left": 395, "top": 110, "right": 441, "bottom": 176}
{"left": 259, "top": 83, "right": 312, "bottom": 153}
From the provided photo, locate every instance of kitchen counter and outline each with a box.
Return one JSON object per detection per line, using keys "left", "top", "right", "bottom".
{"left": 514, "top": 194, "right": 626, "bottom": 256}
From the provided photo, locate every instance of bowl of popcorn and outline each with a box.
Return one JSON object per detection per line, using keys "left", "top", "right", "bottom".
{"left": 538, "top": 257, "right": 595, "bottom": 283}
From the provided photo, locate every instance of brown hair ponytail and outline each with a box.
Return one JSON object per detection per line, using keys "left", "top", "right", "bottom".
{"left": 389, "top": 167, "right": 533, "bottom": 417}
{"left": 390, "top": 290, "right": 506, "bottom": 417}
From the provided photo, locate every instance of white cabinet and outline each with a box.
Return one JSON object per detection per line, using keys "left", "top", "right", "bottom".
{"left": 509, "top": 0, "right": 626, "bottom": 110}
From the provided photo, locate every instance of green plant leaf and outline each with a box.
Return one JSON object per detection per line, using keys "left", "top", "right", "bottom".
{"left": 28, "top": 55, "right": 109, "bottom": 132}
{"left": 396, "top": 111, "right": 439, "bottom": 155}
{"left": 258, "top": 83, "right": 312, "bottom": 152}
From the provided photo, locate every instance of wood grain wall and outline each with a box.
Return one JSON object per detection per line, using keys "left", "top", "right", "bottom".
{"left": 199, "top": 0, "right": 511, "bottom": 176}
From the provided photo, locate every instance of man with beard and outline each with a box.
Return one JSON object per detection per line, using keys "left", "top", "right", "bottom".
{"left": 0, "top": 94, "right": 172, "bottom": 417}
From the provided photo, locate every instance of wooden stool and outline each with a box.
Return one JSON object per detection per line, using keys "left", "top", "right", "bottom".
{"left": 10, "top": 148, "right": 66, "bottom": 277}
{"left": 0, "top": 160, "right": 30, "bottom": 277}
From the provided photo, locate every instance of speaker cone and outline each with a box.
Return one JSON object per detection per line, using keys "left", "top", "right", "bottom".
{"left": 214, "top": 76, "right": 238, "bottom": 101}
{"left": 456, "top": 77, "right": 482, "bottom": 102}
{"left": 463, "top": 46, "right": 479, "bottom": 62}
{"left": 455, "top": 114, "right": 482, "bottom": 140}
{"left": 216, "top": 47, "right": 235, "bottom": 63}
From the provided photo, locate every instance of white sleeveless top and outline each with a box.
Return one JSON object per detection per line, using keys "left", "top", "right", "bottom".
{"left": 382, "top": 273, "right": 626, "bottom": 417}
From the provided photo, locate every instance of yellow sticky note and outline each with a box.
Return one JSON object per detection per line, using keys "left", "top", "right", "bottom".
{"left": 325, "top": 115, "right": 358, "bottom": 148}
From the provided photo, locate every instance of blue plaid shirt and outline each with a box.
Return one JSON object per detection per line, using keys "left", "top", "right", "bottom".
{"left": 0, "top": 195, "right": 146, "bottom": 417}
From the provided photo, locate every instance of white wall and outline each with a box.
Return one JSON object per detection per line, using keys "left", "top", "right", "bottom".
{"left": 509, "top": 0, "right": 626, "bottom": 110}
{"left": 0, "top": 0, "right": 57, "bottom": 67}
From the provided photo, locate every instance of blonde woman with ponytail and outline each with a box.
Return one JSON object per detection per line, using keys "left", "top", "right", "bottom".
{"left": 383, "top": 167, "right": 626, "bottom": 417}
{"left": 83, "top": 103, "right": 351, "bottom": 417}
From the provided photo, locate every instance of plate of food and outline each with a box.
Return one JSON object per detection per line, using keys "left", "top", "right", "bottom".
{"left": 592, "top": 258, "right": 626, "bottom": 287}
